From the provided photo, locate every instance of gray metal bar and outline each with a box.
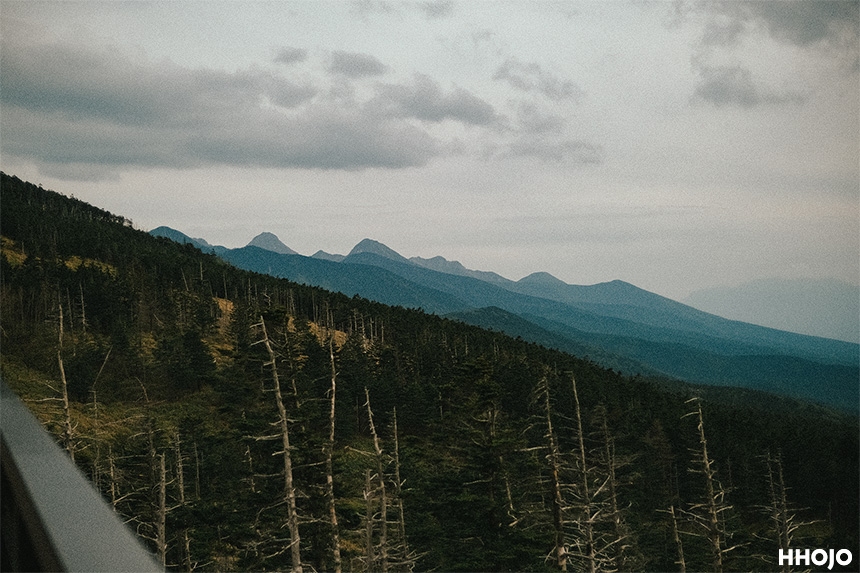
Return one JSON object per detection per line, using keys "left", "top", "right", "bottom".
{"left": 1, "top": 379, "right": 162, "bottom": 572}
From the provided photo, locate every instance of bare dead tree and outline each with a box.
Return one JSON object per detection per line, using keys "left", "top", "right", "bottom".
{"left": 254, "top": 316, "right": 303, "bottom": 573}
{"left": 761, "top": 450, "right": 810, "bottom": 573}
{"left": 174, "top": 430, "right": 193, "bottom": 572}
{"left": 326, "top": 328, "right": 343, "bottom": 573}
{"left": 392, "top": 408, "right": 407, "bottom": 552}
{"left": 390, "top": 408, "right": 417, "bottom": 571}
{"left": 364, "top": 468, "right": 377, "bottom": 572}
{"left": 108, "top": 445, "right": 119, "bottom": 510}
{"left": 57, "top": 302, "right": 75, "bottom": 461}
{"left": 682, "top": 398, "right": 739, "bottom": 573}
{"left": 157, "top": 452, "right": 167, "bottom": 567}
{"left": 79, "top": 283, "right": 87, "bottom": 333}
{"left": 571, "top": 374, "right": 597, "bottom": 573}
{"left": 668, "top": 504, "right": 687, "bottom": 573}
{"left": 591, "top": 403, "right": 642, "bottom": 571}
{"left": 538, "top": 376, "right": 568, "bottom": 571}
{"left": 365, "top": 387, "right": 389, "bottom": 573}
{"left": 193, "top": 441, "right": 201, "bottom": 502}
{"left": 244, "top": 444, "right": 257, "bottom": 494}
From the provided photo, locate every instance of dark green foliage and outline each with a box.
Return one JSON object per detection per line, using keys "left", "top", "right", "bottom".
{"left": 1, "top": 172, "right": 858, "bottom": 572}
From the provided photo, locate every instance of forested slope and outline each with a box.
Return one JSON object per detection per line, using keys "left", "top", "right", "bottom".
{"left": 1, "top": 172, "right": 857, "bottom": 572}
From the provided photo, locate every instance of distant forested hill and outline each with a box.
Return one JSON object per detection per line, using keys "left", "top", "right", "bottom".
{"left": 2, "top": 172, "right": 857, "bottom": 572}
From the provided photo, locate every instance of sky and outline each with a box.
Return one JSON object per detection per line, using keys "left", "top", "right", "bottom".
{"left": 1, "top": 0, "right": 858, "bottom": 300}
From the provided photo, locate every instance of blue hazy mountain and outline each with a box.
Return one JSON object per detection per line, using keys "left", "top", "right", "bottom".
{"left": 221, "top": 246, "right": 469, "bottom": 315}
{"left": 348, "top": 238, "right": 413, "bottom": 265}
{"left": 152, "top": 230, "right": 859, "bottom": 411}
{"left": 410, "top": 255, "right": 510, "bottom": 285}
{"left": 246, "top": 232, "right": 299, "bottom": 255}
{"left": 311, "top": 250, "right": 345, "bottom": 262}
{"left": 685, "top": 278, "right": 860, "bottom": 344}
{"left": 149, "top": 226, "right": 228, "bottom": 254}
{"left": 343, "top": 249, "right": 857, "bottom": 364}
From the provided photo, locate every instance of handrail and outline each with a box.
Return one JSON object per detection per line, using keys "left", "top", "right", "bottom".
{"left": 1, "top": 379, "right": 162, "bottom": 572}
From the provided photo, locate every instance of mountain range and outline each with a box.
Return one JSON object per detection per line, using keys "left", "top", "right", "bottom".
{"left": 150, "top": 227, "right": 859, "bottom": 412}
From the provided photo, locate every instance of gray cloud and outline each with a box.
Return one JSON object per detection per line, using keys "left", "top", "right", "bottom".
{"left": 0, "top": 41, "right": 318, "bottom": 126}
{"left": 737, "top": 0, "right": 858, "bottom": 47}
{"left": 0, "top": 40, "right": 441, "bottom": 176}
{"left": 506, "top": 138, "right": 603, "bottom": 164}
{"left": 370, "top": 74, "right": 499, "bottom": 125}
{"left": 701, "top": 16, "right": 746, "bottom": 47}
{"left": 0, "top": 35, "right": 604, "bottom": 179}
{"left": 516, "top": 103, "right": 566, "bottom": 134}
{"left": 417, "top": 0, "right": 454, "bottom": 19}
{"left": 329, "top": 50, "right": 388, "bottom": 77}
{"left": 692, "top": 65, "right": 806, "bottom": 108}
{"left": 692, "top": 0, "right": 859, "bottom": 55}
{"left": 350, "top": 0, "right": 402, "bottom": 19}
{"left": 493, "top": 58, "right": 582, "bottom": 101}
{"left": 274, "top": 47, "right": 308, "bottom": 65}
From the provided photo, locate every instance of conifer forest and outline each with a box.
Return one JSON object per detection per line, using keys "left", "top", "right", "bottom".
{"left": 1, "top": 172, "right": 857, "bottom": 572}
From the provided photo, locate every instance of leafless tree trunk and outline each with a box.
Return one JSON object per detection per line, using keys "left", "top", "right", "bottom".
{"left": 683, "top": 398, "right": 736, "bottom": 573}
{"left": 766, "top": 450, "right": 800, "bottom": 573}
{"left": 57, "top": 303, "right": 75, "bottom": 461}
{"left": 257, "top": 316, "right": 303, "bottom": 573}
{"left": 571, "top": 374, "right": 595, "bottom": 573}
{"left": 694, "top": 400, "right": 722, "bottom": 573}
{"left": 79, "top": 283, "right": 87, "bottom": 333}
{"left": 596, "top": 406, "right": 628, "bottom": 571}
{"left": 174, "top": 431, "right": 193, "bottom": 572}
{"left": 391, "top": 407, "right": 416, "bottom": 571}
{"left": 541, "top": 377, "right": 568, "bottom": 571}
{"left": 108, "top": 445, "right": 118, "bottom": 510}
{"left": 89, "top": 347, "right": 112, "bottom": 490}
{"left": 365, "top": 388, "right": 388, "bottom": 573}
{"left": 174, "top": 431, "right": 186, "bottom": 504}
{"left": 326, "top": 334, "right": 343, "bottom": 573}
{"left": 193, "top": 441, "right": 201, "bottom": 501}
{"left": 157, "top": 452, "right": 167, "bottom": 567}
{"left": 244, "top": 445, "right": 256, "bottom": 494}
{"left": 669, "top": 504, "right": 687, "bottom": 573}
{"left": 392, "top": 408, "right": 408, "bottom": 552}
{"left": 364, "top": 469, "right": 376, "bottom": 572}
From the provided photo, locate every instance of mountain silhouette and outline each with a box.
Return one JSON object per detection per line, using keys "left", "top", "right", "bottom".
{"left": 246, "top": 232, "right": 298, "bottom": 255}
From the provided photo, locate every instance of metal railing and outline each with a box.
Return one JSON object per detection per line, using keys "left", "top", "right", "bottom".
{"left": 1, "top": 379, "right": 162, "bottom": 572}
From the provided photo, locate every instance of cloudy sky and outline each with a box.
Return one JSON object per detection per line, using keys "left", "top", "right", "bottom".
{"left": 1, "top": 0, "right": 857, "bottom": 300}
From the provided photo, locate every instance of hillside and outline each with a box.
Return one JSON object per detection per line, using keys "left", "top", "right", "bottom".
{"left": 209, "top": 238, "right": 858, "bottom": 412}
{"left": 1, "top": 172, "right": 858, "bottom": 572}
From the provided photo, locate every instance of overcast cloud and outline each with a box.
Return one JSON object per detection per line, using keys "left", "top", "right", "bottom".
{"left": 0, "top": 0, "right": 856, "bottom": 300}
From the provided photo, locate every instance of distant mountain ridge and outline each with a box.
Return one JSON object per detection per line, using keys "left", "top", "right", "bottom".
{"left": 150, "top": 226, "right": 859, "bottom": 411}
{"left": 410, "top": 255, "right": 510, "bottom": 284}
{"left": 348, "top": 238, "right": 412, "bottom": 264}
{"left": 150, "top": 226, "right": 228, "bottom": 255}
{"left": 246, "top": 232, "right": 298, "bottom": 255}
{"left": 311, "top": 250, "right": 345, "bottom": 262}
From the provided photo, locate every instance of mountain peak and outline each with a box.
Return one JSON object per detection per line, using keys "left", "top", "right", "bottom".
{"left": 347, "top": 239, "right": 410, "bottom": 263}
{"left": 247, "top": 232, "right": 298, "bottom": 255}
{"left": 311, "top": 250, "right": 345, "bottom": 263}
{"left": 518, "top": 271, "right": 567, "bottom": 286}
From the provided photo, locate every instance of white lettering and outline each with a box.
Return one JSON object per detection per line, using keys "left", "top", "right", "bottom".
{"left": 811, "top": 548, "right": 828, "bottom": 567}
{"left": 778, "top": 548, "right": 853, "bottom": 569}
{"left": 794, "top": 548, "right": 810, "bottom": 566}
